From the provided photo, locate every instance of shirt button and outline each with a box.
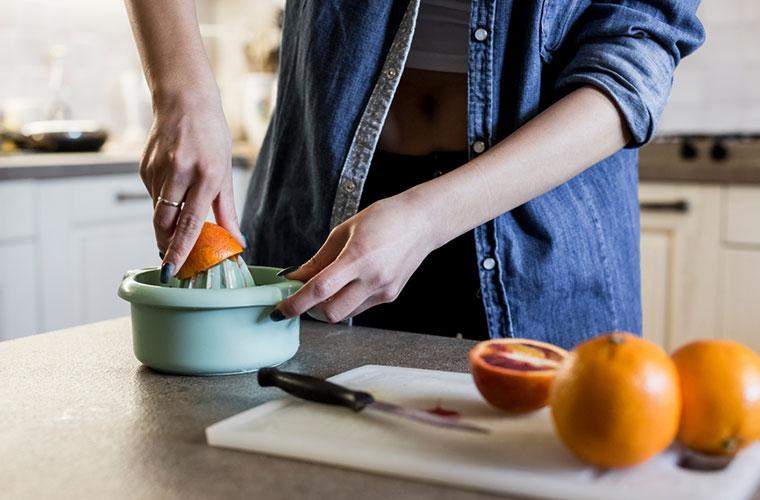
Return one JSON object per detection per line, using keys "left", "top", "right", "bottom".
{"left": 482, "top": 257, "right": 496, "bottom": 270}
{"left": 473, "top": 28, "right": 488, "bottom": 42}
{"left": 472, "top": 140, "right": 486, "bottom": 154}
{"left": 343, "top": 180, "right": 356, "bottom": 193}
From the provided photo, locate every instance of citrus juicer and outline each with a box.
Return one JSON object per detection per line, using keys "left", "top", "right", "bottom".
{"left": 117, "top": 222, "right": 302, "bottom": 375}
{"left": 166, "top": 255, "right": 256, "bottom": 289}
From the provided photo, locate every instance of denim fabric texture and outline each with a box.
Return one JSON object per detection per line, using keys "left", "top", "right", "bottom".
{"left": 241, "top": 0, "right": 704, "bottom": 349}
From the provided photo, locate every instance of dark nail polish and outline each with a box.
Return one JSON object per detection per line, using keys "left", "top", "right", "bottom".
{"left": 159, "top": 251, "right": 165, "bottom": 259}
{"left": 269, "top": 309, "right": 287, "bottom": 322}
{"left": 276, "top": 265, "right": 299, "bottom": 277}
{"left": 160, "top": 262, "right": 175, "bottom": 284}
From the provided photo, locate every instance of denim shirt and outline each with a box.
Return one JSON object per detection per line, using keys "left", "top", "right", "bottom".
{"left": 241, "top": 0, "right": 704, "bottom": 349}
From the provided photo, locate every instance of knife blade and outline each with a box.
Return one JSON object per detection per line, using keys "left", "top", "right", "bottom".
{"left": 257, "top": 367, "right": 489, "bottom": 434}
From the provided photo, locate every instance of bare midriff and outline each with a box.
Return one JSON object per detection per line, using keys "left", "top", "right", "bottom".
{"left": 378, "top": 68, "right": 468, "bottom": 155}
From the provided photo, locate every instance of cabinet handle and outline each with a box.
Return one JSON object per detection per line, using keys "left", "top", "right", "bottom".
{"left": 115, "top": 192, "right": 151, "bottom": 203}
{"left": 639, "top": 200, "right": 689, "bottom": 213}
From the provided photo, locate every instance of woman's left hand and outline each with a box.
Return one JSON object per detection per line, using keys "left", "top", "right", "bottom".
{"left": 271, "top": 194, "right": 440, "bottom": 323}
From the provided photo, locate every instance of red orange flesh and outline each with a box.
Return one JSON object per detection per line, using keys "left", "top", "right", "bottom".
{"left": 469, "top": 339, "right": 568, "bottom": 413}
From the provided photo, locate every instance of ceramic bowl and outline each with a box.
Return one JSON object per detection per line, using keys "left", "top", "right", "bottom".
{"left": 118, "top": 266, "right": 302, "bottom": 376}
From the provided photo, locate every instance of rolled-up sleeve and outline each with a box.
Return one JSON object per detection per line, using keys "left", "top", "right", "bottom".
{"left": 555, "top": 1, "right": 704, "bottom": 146}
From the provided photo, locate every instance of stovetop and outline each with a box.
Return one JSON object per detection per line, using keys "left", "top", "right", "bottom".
{"left": 638, "top": 134, "right": 760, "bottom": 184}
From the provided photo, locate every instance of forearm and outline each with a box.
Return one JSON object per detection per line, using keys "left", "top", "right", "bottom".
{"left": 124, "top": 0, "right": 218, "bottom": 104}
{"left": 404, "top": 86, "right": 631, "bottom": 248}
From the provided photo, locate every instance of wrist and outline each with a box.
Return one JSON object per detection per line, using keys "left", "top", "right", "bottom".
{"left": 151, "top": 77, "right": 221, "bottom": 112}
{"left": 394, "top": 188, "right": 453, "bottom": 252}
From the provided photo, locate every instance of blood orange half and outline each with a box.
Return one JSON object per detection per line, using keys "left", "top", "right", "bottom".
{"left": 469, "top": 339, "right": 569, "bottom": 413}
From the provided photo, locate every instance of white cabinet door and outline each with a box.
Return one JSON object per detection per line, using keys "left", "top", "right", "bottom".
{"left": 719, "top": 186, "right": 760, "bottom": 352}
{"left": 640, "top": 231, "right": 670, "bottom": 348}
{"left": 0, "top": 243, "right": 39, "bottom": 340}
{"left": 639, "top": 184, "right": 722, "bottom": 350}
{"left": 720, "top": 249, "right": 760, "bottom": 353}
{"left": 69, "top": 221, "right": 157, "bottom": 324}
{"left": 36, "top": 169, "right": 252, "bottom": 331}
{"left": 37, "top": 175, "right": 157, "bottom": 330}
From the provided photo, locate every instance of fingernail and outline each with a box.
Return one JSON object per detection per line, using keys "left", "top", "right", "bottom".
{"left": 159, "top": 251, "right": 165, "bottom": 259}
{"left": 276, "top": 265, "right": 299, "bottom": 277}
{"left": 242, "top": 235, "right": 249, "bottom": 248}
{"left": 269, "top": 309, "right": 287, "bottom": 322}
{"left": 160, "top": 262, "right": 175, "bottom": 284}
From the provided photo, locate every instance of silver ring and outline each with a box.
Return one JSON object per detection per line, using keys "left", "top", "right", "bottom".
{"left": 157, "top": 196, "right": 182, "bottom": 208}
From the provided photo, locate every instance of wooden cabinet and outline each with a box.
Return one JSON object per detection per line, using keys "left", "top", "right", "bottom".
{"left": 640, "top": 183, "right": 760, "bottom": 352}
{"left": 639, "top": 184, "right": 722, "bottom": 350}
{"left": 720, "top": 249, "right": 760, "bottom": 352}
{"left": 719, "top": 186, "right": 760, "bottom": 352}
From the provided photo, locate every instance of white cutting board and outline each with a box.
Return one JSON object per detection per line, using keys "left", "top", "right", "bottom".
{"left": 206, "top": 365, "right": 760, "bottom": 500}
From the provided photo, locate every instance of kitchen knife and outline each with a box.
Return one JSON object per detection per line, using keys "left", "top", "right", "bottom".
{"left": 257, "top": 367, "right": 489, "bottom": 434}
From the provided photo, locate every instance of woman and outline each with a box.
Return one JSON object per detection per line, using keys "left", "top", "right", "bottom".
{"left": 126, "top": 0, "right": 703, "bottom": 348}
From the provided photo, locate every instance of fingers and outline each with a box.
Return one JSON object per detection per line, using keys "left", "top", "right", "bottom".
{"left": 160, "top": 177, "right": 218, "bottom": 281}
{"left": 154, "top": 173, "right": 189, "bottom": 253}
{"left": 285, "top": 228, "right": 349, "bottom": 283}
{"left": 273, "top": 259, "right": 355, "bottom": 320}
{"left": 346, "top": 295, "right": 387, "bottom": 318}
{"left": 308, "top": 280, "right": 368, "bottom": 324}
{"left": 212, "top": 173, "right": 245, "bottom": 246}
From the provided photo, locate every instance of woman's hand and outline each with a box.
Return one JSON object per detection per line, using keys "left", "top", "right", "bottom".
{"left": 272, "top": 194, "right": 440, "bottom": 323}
{"left": 140, "top": 92, "right": 245, "bottom": 280}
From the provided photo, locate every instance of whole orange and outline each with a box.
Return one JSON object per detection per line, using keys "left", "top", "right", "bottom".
{"left": 469, "top": 339, "right": 568, "bottom": 413}
{"left": 176, "top": 222, "right": 244, "bottom": 279}
{"left": 672, "top": 339, "right": 760, "bottom": 455}
{"left": 549, "top": 332, "right": 681, "bottom": 468}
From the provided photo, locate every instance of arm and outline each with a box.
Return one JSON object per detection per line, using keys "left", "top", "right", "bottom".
{"left": 273, "top": 86, "right": 627, "bottom": 323}
{"left": 406, "top": 87, "right": 629, "bottom": 249}
{"left": 125, "top": 0, "right": 244, "bottom": 281}
{"left": 271, "top": 0, "right": 704, "bottom": 323}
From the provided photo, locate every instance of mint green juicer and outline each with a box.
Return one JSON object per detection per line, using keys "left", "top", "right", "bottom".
{"left": 118, "top": 266, "right": 302, "bottom": 376}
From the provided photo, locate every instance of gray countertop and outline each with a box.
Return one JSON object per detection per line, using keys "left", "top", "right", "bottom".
{"left": 0, "top": 317, "right": 506, "bottom": 500}
{"left": 0, "top": 150, "right": 251, "bottom": 181}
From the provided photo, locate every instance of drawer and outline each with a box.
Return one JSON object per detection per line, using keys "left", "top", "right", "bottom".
{"left": 0, "top": 181, "right": 35, "bottom": 240}
{"left": 723, "top": 186, "right": 760, "bottom": 246}
{"left": 65, "top": 175, "right": 154, "bottom": 224}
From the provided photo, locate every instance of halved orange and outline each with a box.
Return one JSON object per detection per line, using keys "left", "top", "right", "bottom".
{"left": 469, "top": 339, "right": 568, "bottom": 413}
{"left": 176, "top": 222, "right": 244, "bottom": 280}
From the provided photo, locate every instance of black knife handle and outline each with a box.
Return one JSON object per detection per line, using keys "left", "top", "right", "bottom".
{"left": 257, "top": 368, "right": 375, "bottom": 412}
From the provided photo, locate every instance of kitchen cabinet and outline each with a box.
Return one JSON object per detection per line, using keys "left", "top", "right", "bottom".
{"left": 719, "top": 186, "right": 760, "bottom": 352}
{"left": 0, "top": 243, "right": 39, "bottom": 340}
{"left": 37, "top": 169, "right": 252, "bottom": 332}
{"left": 638, "top": 184, "right": 722, "bottom": 350}
{"left": 639, "top": 183, "right": 760, "bottom": 353}
{"left": 0, "top": 181, "right": 38, "bottom": 341}
{"left": 0, "top": 167, "right": 252, "bottom": 339}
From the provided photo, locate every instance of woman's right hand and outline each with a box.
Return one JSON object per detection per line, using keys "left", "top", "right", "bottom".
{"left": 140, "top": 91, "right": 245, "bottom": 281}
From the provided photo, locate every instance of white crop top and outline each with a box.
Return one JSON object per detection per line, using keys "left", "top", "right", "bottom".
{"left": 405, "top": 0, "right": 472, "bottom": 74}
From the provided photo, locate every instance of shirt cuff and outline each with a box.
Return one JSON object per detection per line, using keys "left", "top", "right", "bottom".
{"left": 554, "top": 36, "right": 676, "bottom": 148}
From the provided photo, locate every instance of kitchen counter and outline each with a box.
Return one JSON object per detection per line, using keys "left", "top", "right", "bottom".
{"left": 0, "top": 146, "right": 252, "bottom": 181}
{"left": 0, "top": 317, "right": 509, "bottom": 500}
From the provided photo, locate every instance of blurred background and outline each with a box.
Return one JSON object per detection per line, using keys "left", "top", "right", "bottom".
{"left": 0, "top": 1, "right": 757, "bottom": 352}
